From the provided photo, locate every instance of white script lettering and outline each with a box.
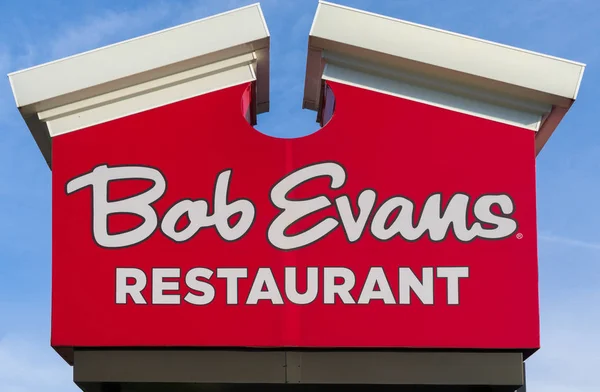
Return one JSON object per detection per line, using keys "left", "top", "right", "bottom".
{"left": 67, "top": 162, "right": 517, "bottom": 249}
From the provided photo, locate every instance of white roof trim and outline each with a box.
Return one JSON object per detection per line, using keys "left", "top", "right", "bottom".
{"left": 9, "top": 3, "right": 269, "bottom": 112}
{"left": 42, "top": 54, "right": 256, "bottom": 137}
{"left": 7, "top": 3, "right": 270, "bottom": 169}
{"left": 319, "top": 1, "right": 585, "bottom": 68}
{"left": 323, "top": 62, "right": 544, "bottom": 131}
{"left": 304, "top": 1, "right": 586, "bottom": 111}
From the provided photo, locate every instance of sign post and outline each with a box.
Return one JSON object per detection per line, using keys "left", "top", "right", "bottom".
{"left": 8, "top": 2, "right": 584, "bottom": 391}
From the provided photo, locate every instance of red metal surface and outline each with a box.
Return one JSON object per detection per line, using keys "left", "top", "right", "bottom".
{"left": 52, "top": 81, "right": 539, "bottom": 351}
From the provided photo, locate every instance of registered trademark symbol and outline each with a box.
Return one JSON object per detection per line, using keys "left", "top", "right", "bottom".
{"left": 516, "top": 233, "right": 523, "bottom": 239}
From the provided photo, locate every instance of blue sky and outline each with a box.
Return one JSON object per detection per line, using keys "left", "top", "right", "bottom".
{"left": 0, "top": 0, "right": 598, "bottom": 391}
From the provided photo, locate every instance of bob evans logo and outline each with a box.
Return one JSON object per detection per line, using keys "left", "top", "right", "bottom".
{"left": 66, "top": 162, "right": 518, "bottom": 249}
{"left": 66, "top": 161, "right": 518, "bottom": 307}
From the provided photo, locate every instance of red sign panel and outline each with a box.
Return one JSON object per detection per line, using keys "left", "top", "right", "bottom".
{"left": 52, "top": 81, "right": 539, "bottom": 350}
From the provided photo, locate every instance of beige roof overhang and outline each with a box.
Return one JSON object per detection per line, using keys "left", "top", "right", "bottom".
{"left": 8, "top": 3, "right": 270, "bottom": 168}
{"left": 303, "top": 1, "right": 586, "bottom": 155}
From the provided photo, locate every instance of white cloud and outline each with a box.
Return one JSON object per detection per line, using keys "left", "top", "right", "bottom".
{"left": 527, "top": 291, "right": 600, "bottom": 392}
{"left": 539, "top": 233, "right": 600, "bottom": 251}
{"left": 37, "top": 0, "right": 262, "bottom": 63}
{"left": 1, "top": 43, "right": 36, "bottom": 122}
{"left": 49, "top": 3, "right": 173, "bottom": 59}
{"left": 0, "top": 334, "right": 77, "bottom": 392}
{"left": 0, "top": 46, "right": 12, "bottom": 112}
{"left": 0, "top": 48, "right": 10, "bottom": 75}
